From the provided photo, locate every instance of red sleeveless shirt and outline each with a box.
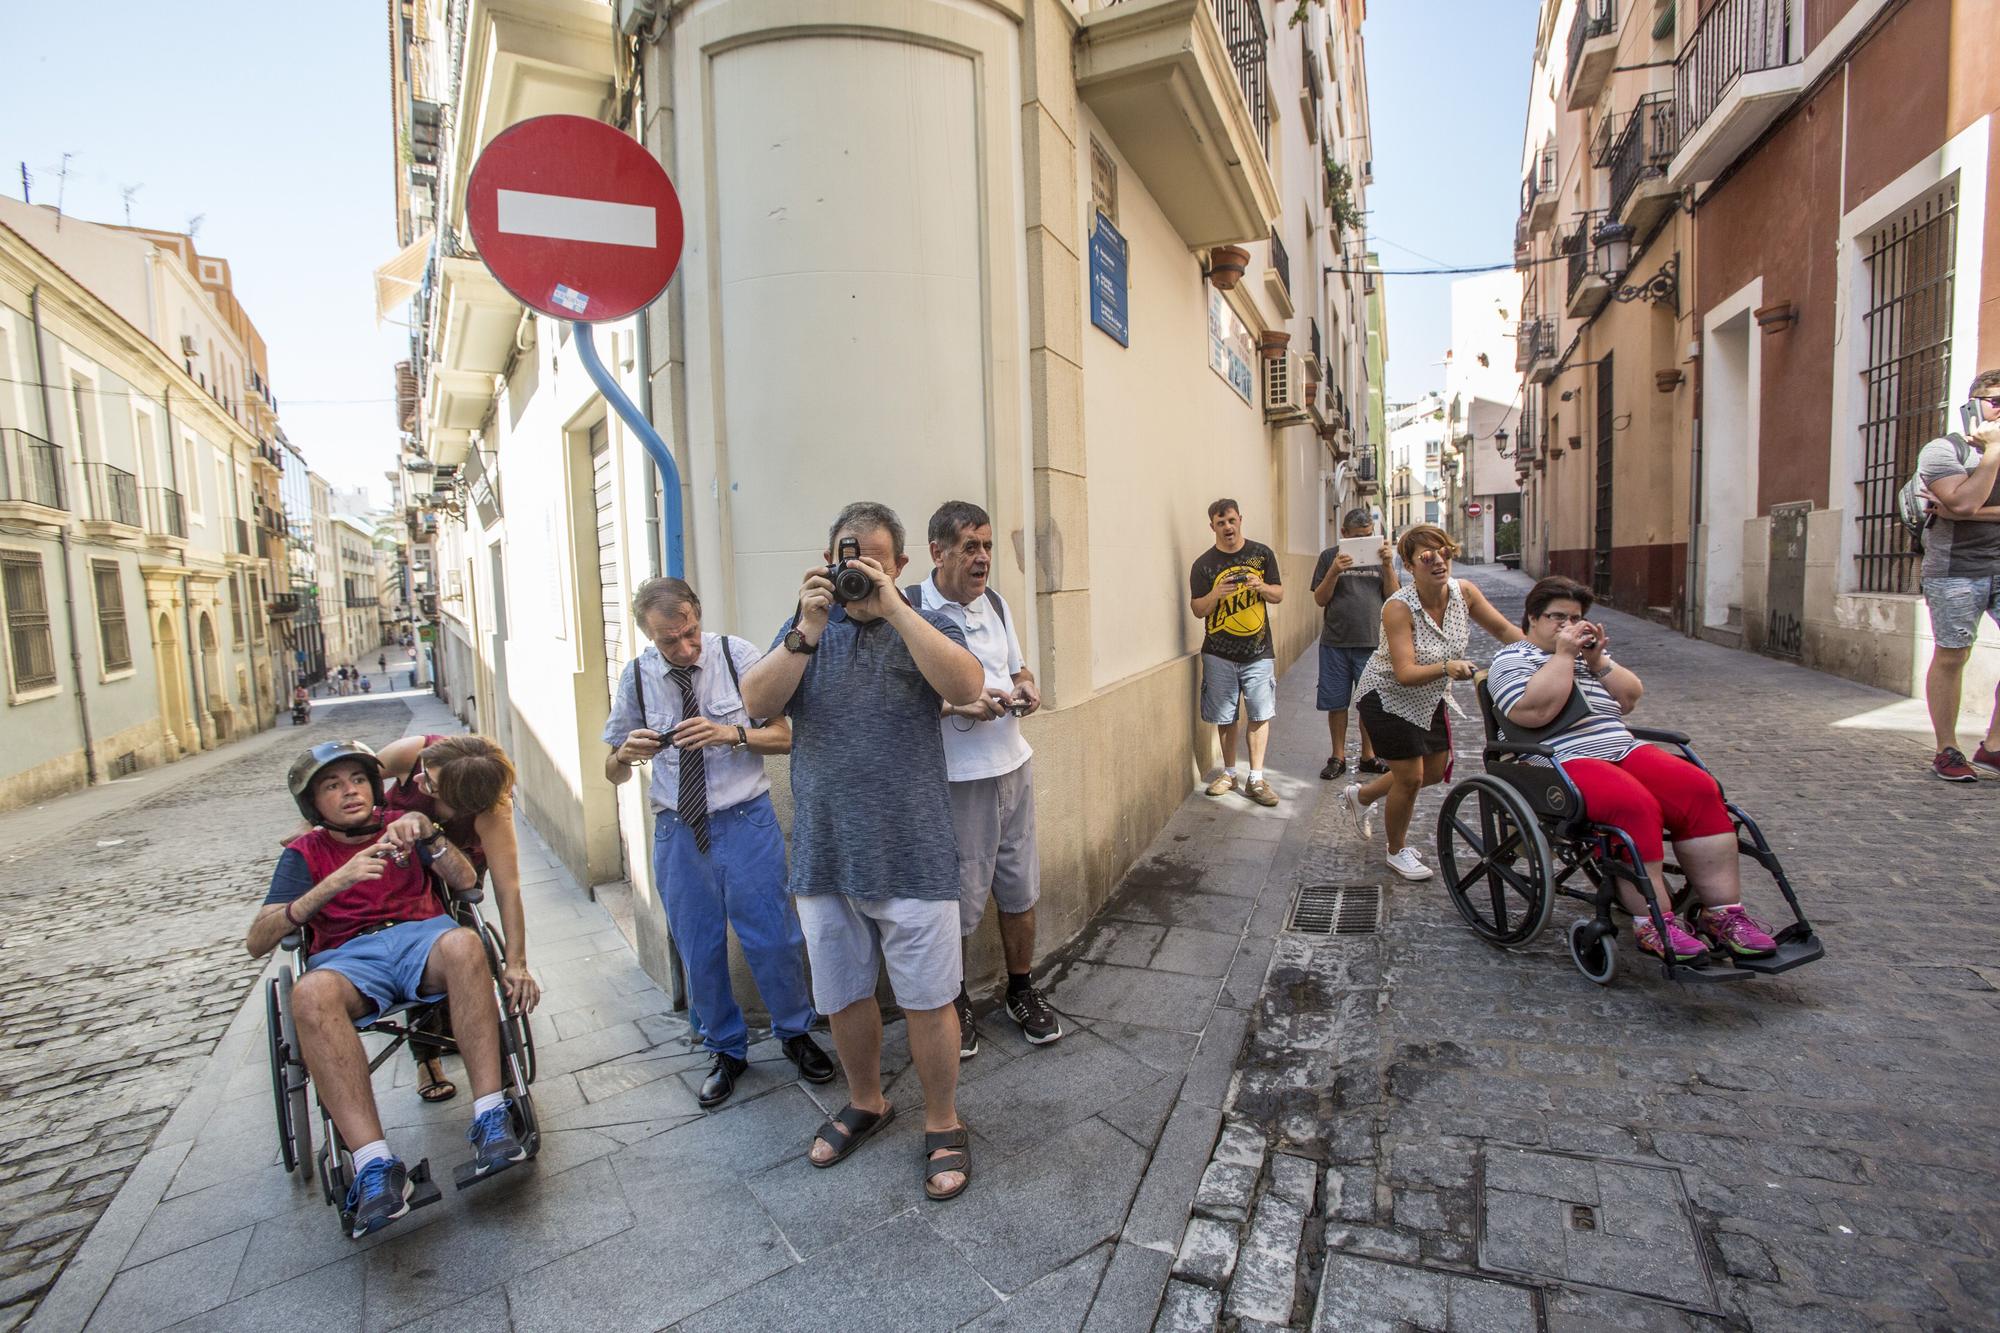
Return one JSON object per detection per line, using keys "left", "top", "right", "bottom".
{"left": 288, "top": 815, "right": 445, "bottom": 955}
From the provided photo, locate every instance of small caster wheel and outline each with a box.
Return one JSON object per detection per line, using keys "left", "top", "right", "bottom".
{"left": 1568, "top": 918, "right": 1618, "bottom": 986}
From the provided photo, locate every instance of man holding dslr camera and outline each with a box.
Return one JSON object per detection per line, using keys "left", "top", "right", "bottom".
{"left": 906, "top": 501, "right": 1062, "bottom": 1057}
{"left": 740, "top": 502, "right": 984, "bottom": 1201}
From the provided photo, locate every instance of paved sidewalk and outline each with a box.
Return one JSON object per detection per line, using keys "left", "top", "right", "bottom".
{"left": 1182, "top": 565, "right": 2000, "bottom": 1332}
{"left": 30, "top": 661, "right": 1339, "bottom": 1331}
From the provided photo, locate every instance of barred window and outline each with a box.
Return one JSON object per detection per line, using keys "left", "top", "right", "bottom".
{"left": 92, "top": 560, "right": 132, "bottom": 672}
{"left": 3, "top": 553, "right": 58, "bottom": 693}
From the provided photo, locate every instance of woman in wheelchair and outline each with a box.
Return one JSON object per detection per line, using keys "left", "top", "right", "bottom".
{"left": 248, "top": 741, "right": 530, "bottom": 1237}
{"left": 374, "top": 734, "right": 538, "bottom": 1103}
{"left": 1487, "top": 578, "right": 1778, "bottom": 964}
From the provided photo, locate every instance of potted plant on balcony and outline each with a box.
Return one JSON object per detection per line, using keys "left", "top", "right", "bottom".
{"left": 1209, "top": 245, "right": 1251, "bottom": 291}
{"left": 1259, "top": 328, "right": 1292, "bottom": 359}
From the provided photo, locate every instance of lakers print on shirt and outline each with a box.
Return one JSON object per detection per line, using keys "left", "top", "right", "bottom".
{"left": 1189, "top": 541, "right": 1281, "bottom": 662}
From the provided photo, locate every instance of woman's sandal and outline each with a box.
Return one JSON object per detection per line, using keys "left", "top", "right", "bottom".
{"left": 809, "top": 1103, "right": 895, "bottom": 1168}
{"left": 417, "top": 1057, "right": 457, "bottom": 1103}
{"left": 923, "top": 1125, "right": 971, "bottom": 1201}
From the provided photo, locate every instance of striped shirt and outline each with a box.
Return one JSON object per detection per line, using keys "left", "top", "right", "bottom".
{"left": 1486, "top": 642, "right": 1637, "bottom": 764}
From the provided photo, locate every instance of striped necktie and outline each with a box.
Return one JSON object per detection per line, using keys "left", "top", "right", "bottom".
{"left": 669, "top": 665, "right": 710, "bottom": 854}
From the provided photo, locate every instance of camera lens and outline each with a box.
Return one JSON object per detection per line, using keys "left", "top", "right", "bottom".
{"left": 832, "top": 565, "right": 873, "bottom": 602}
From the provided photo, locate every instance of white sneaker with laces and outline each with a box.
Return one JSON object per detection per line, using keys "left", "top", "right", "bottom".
{"left": 1342, "top": 784, "right": 1374, "bottom": 839}
{"left": 1385, "top": 847, "right": 1433, "bottom": 881}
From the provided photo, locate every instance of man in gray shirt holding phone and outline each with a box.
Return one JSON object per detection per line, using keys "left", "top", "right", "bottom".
{"left": 1310, "top": 509, "right": 1399, "bottom": 781}
{"left": 1916, "top": 369, "right": 2000, "bottom": 782}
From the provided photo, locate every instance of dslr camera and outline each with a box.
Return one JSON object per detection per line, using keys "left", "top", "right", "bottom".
{"left": 826, "top": 536, "right": 874, "bottom": 604}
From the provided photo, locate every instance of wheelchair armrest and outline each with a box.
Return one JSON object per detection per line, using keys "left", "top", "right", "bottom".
{"left": 1629, "top": 726, "right": 1692, "bottom": 746}
{"left": 1484, "top": 741, "right": 1558, "bottom": 761}
{"left": 280, "top": 931, "right": 303, "bottom": 953}
{"left": 450, "top": 887, "right": 486, "bottom": 906}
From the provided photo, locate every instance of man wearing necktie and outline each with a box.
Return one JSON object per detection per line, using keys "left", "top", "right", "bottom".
{"left": 605, "top": 577, "right": 833, "bottom": 1108}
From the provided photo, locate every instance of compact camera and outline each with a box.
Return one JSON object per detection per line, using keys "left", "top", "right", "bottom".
{"left": 827, "top": 536, "right": 873, "bottom": 604}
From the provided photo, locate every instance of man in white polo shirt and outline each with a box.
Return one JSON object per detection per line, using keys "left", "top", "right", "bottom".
{"left": 908, "top": 501, "right": 1063, "bottom": 1057}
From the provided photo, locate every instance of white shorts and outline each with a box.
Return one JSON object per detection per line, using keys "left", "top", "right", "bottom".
{"left": 949, "top": 760, "right": 1040, "bottom": 936}
{"left": 794, "top": 892, "right": 963, "bottom": 1014}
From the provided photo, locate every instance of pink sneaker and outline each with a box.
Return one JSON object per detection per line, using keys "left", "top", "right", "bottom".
{"left": 1634, "top": 915, "right": 1710, "bottom": 963}
{"left": 1697, "top": 905, "right": 1778, "bottom": 958}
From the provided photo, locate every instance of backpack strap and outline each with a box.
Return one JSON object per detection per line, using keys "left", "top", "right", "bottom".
{"left": 984, "top": 587, "right": 1007, "bottom": 626}
{"left": 904, "top": 582, "right": 927, "bottom": 611}
{"left": 629, "top": 650, "right": 648, "bottom": 728}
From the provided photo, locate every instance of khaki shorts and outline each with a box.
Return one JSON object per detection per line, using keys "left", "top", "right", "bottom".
{"left": 794, "top": 892, "right": 963, "bottom": 1014}
{"left": 949, "top": 760, "right": 1040, "bottom": 936}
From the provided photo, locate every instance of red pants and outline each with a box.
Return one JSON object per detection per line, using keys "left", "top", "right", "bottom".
{"left": 1562, "top": 745, "right": 1734, "bottom": 863}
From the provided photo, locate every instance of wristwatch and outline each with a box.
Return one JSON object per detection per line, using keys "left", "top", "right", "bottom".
{"left": 783, "top": 627, "right": 818, "bottom": 655}
{"left": 734, "top": 725, "right": 749, "bottom": 749}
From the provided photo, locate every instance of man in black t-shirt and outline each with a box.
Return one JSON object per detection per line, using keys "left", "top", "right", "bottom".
{"left": 1188, "top": 498, "right": 1284, "bottom": 806}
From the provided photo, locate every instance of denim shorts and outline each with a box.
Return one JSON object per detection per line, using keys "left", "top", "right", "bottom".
{"left": 1316, "top": 644, "right": 1375, "bottom": 711}
{"left": 307, "top": 915, "right": 457, "bottom": 1026}
{"left": 1199, "top": 654, "right": 1278, "bottom": 725}
{"left": 1922, "top": 574, "right": 2000, "bottom": 650}
{"left": 793, "top": 892, "right": 962, "bottom": 1014}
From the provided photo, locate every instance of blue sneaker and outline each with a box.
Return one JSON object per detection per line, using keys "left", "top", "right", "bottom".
{"left": 345, "top": 1157, "right": 412, "bottom": 1238}
{"left": 467, "top": 1102, "right": 526, "bottom": 1175}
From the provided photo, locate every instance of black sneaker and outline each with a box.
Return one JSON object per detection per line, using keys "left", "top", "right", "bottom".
{"left": 1319, "top": 757, "right": 1347, "bottom": 780}
{"left": 1357, "top": 757, "right": 1390, "bottom": 775}
{"left": 1005, "top": 985, "right": 1064, "bottom": 1045}
{"left": 956, "top": 995, "right": 979, "bottom": 1059}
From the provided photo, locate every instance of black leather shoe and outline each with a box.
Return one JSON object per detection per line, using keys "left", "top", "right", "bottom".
{"left": 699, "top": 1052, "right": 748, "bottom": 1108}
{"left": 783, "top": 1033, "right": 836, "bottom": 1084}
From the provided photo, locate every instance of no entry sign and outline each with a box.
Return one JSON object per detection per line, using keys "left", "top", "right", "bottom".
{"left": 465, "top": 115, "right": 684, "bottom": 323}
{"left": 1467, "top": 502, "right": 1484, "bottom": 517}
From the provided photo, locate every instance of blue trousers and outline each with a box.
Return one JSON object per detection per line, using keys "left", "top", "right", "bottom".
{"left": 652, "top": 792, "right": 816, "bottom": 1060}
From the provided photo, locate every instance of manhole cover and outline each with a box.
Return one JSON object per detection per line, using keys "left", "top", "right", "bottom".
{"left": 1477, "top": 1147, "right": 1719, "bottom": 1312}
{"left": 1288, "top": 884, "right": 1380, "bottom": 935}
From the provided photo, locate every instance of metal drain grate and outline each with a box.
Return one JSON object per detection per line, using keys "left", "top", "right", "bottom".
{"left": 109, "top": 751, "right": 139, "bottom": 779}
{"left": 1288, "top": 884, "right": 1381, "bottom": 935}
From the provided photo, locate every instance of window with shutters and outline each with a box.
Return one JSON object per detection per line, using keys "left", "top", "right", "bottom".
{"left": 589, "top": 418, "right": 624, "bottom": 694}
{"left": 92, "top": 560, "right": 132, "bottom": 673}
{"left": 3, "top": 552, "right": 58, "bottom": 695}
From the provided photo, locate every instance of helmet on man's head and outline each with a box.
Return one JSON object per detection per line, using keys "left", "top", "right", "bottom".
{"left": 288, "top": 741, "right": 385, "bottom": 829}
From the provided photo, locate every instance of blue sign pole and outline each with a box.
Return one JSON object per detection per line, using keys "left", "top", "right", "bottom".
{"left": 572, "top": 321, "right": 685, "bottom": 579}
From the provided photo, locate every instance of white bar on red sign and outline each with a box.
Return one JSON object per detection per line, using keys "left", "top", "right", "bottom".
{"left": 494, "top": 189, "right": 656, "bottom": 248}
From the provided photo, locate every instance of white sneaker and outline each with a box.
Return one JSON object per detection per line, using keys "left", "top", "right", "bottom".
{"left": 1386, "top": 848, "right": 1433, "bottom": 881}
{"left": 1342, "top": 784, "right": 1374, "bottom": 839}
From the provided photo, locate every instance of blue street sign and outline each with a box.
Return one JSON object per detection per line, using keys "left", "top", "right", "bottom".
{"left": 1089, "top": 213, "right": 1129, "bottom": 348}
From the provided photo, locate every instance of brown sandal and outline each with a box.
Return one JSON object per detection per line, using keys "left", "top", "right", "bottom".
{"left": 923, "top": 1125, "right": 970, "bottom": 1201}
{"left": 810, "top": 1102, "right": 894, "bottom": 1168}
{"left": 417, "top": 1057, "right": 457, "bottom": 1103}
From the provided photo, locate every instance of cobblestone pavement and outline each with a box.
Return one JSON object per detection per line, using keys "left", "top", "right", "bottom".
{"left": 1189, "top": 565, "right": 2000, "bottom": 1332}
{"left": 0, "top": 699, "right": 415, "bottom": 1328}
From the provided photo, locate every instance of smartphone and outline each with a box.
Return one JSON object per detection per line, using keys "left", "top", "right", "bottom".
{"left": 1964, "top": 401, "right": 1983, "bottom": 437}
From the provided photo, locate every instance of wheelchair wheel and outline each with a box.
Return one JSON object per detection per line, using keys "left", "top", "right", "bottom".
{"left": 1567, "top": 918, "right": 1618, "bottom": 985}
{"left": 1437, "top": 776, "right": 1555, "bottom": 948}
{"left": 266, "top": 971, "right": 313, "bottom": 1179}
{"left": 479, "top": 921, "right": 537, "bottom": 1088}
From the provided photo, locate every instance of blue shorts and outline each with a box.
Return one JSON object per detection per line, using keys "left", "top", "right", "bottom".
{"left": 1199, "top": 654, "right": 1277, "bottom": 725}
{"left": 308, "top": 915, "right": 457, "bottom": 1026}
{"left": 1316, "top": 644, "right": 1375, "bottom": 711}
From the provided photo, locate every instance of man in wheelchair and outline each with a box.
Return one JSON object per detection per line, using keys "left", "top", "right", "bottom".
{"left": 246, "top": 741, "right": 528, "bottom": 1237}
{"left": 1486, "top": 578, "right": 1779, "bottom": 966}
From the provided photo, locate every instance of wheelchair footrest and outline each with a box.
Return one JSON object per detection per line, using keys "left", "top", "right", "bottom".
{"left": 451, "top": 1133, "right": 539, "bottom": 1192}
{"left": 1664, "top": 959, "right": 1753, "bottom": 984}
{"left": 1730, "top": 931, "right": 1824, "bottom": 975}
{"left": 407, "top": 1159, "right": 445, "bottom": 1211}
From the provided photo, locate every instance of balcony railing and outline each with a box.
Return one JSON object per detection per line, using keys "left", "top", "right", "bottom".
{"left": 1213, "top": 0, "right": 1270, "bottom": 157}
{"left": 1674, "top": 0, "right": 1797, "bottom": 147}
{"left": 1514, "top": 217, "right": 1533, "bottom": 270}
{"left": 269, "top": 592, "right": 301, "bottom": 617}
{"left": 1566, "top": 0, "right": 1614, "bottom": 89}
{"left": 1608, "top": 91, "right": 1680, "bottom": 221}
{"left": 1269, "top": 227, "right": 1290, "bottom": 298}
{"left": 146, "top": 487, "right": 187, "bottom": 539}
{"left": 1565, "top": 210, "right": 1608, "bottom": 303}
{"left": 234, "top": 518, "right": 252, "bottom": 555}
{"left": 1515, "top": 317, "right": 1555, "bottom": 373}
{"left": 1591, "top": 111, "right": 1618, "bottom": 169}
{"left": 81, "top": 462, "right": 141, "bottom": 528}
{"left": 0, "top": 428, "right": 66, "bottom": 510}
{"left": 1521, "top": 146, "right": 1559, "bottom": 222}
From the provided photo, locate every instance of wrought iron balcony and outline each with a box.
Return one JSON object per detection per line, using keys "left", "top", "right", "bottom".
{"left": 1564, "top": 210, "right": 1611, "bottom": 318}
{"left": 1608, "top": 91, "right": 1681, "bottom": 228}
{"left": 0, "top": 428, "right": 66, "bottom": 512}
{"left": 146, "top": 487, "right": 187, "bottom": 539}
{"left": 1522, "top": 147, "right": 1559, "bottom": 232}
{"left": 269, "top": 592, "right": 301, "bottom": 618}
{"left": 1517, "top": 317, "right": 1558, "bottom": 383}
{"left": 81, "top": 462, "right": 141, "bottom": 529}
{"left": 1670, "top": 0, "right": 1800, "bottom": 186}
{"left": 1565, "top": 0, "right": 1617, "bottom": 110}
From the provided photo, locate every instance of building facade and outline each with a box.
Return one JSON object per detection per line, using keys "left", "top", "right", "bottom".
{"left": 0, "top": 207, "right": 279, "bottom": 810}
{"left": 1385, "top": 394, "right": 1445, "bottom": 537}
{"left": 385, "top": 0, "right": 1381, "bottom": 995}
{"left": 1442, "top": 271, "right": 1524, "bottom": 563}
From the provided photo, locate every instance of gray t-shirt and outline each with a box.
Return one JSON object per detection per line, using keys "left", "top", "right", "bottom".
{"left": 1310, "top": 547, "right": 1387, "bottom": 648}
{"left": 773, "top": 606, "right": 967, "bottom": 902}
{"left": 1917, "top": 435, "right": 2000, "bottom": 580}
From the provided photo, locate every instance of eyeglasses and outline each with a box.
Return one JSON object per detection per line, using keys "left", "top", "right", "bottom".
{"left": 1978, "top": 396, "right": 2000, "bottom": 409}
{"left": 1538, "top": 611, "right": 1585, "bottom": 624}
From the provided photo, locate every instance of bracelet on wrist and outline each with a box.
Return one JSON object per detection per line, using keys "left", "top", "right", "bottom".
{"left": 283, "top": 899, "right": 305, "bottom": 928}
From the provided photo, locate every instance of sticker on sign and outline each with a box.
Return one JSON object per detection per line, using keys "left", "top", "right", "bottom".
{"left": 552, "top": 284, "right": 591, "bottom": 315}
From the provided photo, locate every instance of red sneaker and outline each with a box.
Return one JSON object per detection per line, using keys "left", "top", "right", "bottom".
{"left": 1932, "top": 747, "right": 1978, "bottom": 783}
{"left": 1972, "top": 743, "right": 2000, "bottom": 777}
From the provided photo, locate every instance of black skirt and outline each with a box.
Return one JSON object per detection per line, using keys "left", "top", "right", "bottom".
{"left": 1355, "top": 691, "right": 1448, "bottom": 760}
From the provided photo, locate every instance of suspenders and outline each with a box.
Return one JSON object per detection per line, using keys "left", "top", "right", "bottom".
{"left": 627, "top": 637, "right": 749, "bottom": 730}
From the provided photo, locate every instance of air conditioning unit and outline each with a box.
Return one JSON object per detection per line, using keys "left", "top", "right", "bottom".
{"left": 615, "top": 0, "right": 664, "bottom": 35}
{"left": 1264, "top": 352, "right": 1308, "bottom": 424}
{"left": 179, "top": 334, "right": 198, "bottom": 358}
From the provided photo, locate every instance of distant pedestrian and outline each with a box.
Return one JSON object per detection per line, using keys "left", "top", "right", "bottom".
{"left": 378, "top": 653, "right": 387, "bottom": 675}
{"left": 740, "top": 501, "right": 984, "bottom": 1200}
{"left": 908, "top": 501, "right": 1063, "bottom": 1059}
{"left": 602, "top": 576, "right": 832, "bottom": 1108}
{"left": 1311, "top": 509, "right": 1398, "bottom": 780}
{"left": 1341, "top": 524, "right": 1521, "bottom": 881}
{"left": 1189, "top": 499, "right": 1284, "bottom": 807}
{"left": 1915, "top": 370, "right": 2000, "bottom": 781}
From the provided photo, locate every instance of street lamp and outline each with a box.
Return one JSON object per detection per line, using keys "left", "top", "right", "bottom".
{"left": 1495, "top": 428, "right": 1510, "bottom": 457}
{"left": 1594, "top": 221, "right": 1679, "bottom": 312}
